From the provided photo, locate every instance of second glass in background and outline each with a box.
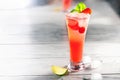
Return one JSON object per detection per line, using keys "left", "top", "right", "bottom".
{"left": 62, "top": 0, "right": 72, "bottom": 12}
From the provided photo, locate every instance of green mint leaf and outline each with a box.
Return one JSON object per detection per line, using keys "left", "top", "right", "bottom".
{"left": 75, "top": 3, "right": 81, "bottom": 11}
{"left": 80, "top": 2, "right": 87, "bottom": 11}
{"left": 76, "top": 2, "right": 87, "bottom": 12}
{"left": 71, "top": 2, "right": 87, "bottom": 13}
{"left": 70, "top": 9, "right": 78, "bottom": 13}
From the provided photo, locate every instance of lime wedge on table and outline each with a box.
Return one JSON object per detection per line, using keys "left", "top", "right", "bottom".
{"left": 51, "top": 65, "right": 68, "bottom": 76}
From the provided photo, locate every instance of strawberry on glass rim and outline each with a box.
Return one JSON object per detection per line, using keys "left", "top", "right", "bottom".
{"left": 82, "top": 8, "right": 92, "bottom": 14}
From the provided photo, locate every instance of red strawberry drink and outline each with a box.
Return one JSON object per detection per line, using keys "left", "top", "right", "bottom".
{"left": 65, "top": 2, "right": 91, "bottom": 71}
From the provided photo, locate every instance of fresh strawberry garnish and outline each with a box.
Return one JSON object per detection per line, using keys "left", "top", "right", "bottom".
{"left": 79, "top": 27, "right": 85, "bottom": 33}
{"left": 82, "top": 8, "right": 92, "bottom": 14}
{"left": 68, "top": 19, "right": 79, "bottom": 30}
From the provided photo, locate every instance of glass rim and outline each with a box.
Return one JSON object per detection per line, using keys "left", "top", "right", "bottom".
{"left": 65, "top": 13, "right": 90, "bottom": 20}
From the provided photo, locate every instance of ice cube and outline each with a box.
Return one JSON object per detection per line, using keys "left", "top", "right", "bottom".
{"left": 91, "top": 60, "right": 102, "bottom": 69}
{"left": 83, "top": 56, "right": 92, "bottom": 69}
{"left": 83, "top": 56, "right": 92, "bottom": 64}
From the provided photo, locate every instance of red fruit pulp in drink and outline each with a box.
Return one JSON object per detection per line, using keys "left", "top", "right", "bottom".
{"left": 79, "top": 27, "right": 85, "bottom": 33}
{"left": 68, "top": 19, "right": 79, "bottom": 30}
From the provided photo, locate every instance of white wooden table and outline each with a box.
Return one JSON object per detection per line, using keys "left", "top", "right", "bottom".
{"left": 0, "top": 0, "right": 120, "bottom": 80}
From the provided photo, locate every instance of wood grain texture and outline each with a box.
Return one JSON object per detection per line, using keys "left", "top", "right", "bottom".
{"left": 0, "top": 0, "right": 120, "bottom": 80}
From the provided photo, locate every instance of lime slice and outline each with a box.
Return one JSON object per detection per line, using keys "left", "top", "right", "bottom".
{"left": 51, "top": 65, "right": 68, "bottom": 76}
{"left": 71, "top": 2, "right": 87, "bottom": 13}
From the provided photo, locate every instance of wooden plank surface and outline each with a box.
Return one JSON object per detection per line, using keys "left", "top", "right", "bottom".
{"left": 0, "top": 0, "right": 120, "bottom": 80}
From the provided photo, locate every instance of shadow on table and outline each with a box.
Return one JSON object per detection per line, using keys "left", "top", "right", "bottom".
{"left": 86, "top": 24, "right": 120, "bottom": 42}
{"left": 31, "top": 23, "right": 67, "bottom": 43}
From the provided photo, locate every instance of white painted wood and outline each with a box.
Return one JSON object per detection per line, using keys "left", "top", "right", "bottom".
{"left": 0, "top": 0, "right": 120, "bottom": 80}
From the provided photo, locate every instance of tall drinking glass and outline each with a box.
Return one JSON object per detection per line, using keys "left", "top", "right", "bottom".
{"left": 65, "top": 13, "right": 90, "bottom": 72}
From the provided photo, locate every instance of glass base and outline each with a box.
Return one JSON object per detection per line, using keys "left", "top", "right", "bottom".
{"left": 67, "top": 61, "right": 85, "bottom": 72}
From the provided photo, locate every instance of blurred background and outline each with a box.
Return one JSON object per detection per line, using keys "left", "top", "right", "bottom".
{"left": 106, "top": 0, "right": 120, "bottom": 16}
{"left": 0, "top": 0, "right": 119, "bottom": 17}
